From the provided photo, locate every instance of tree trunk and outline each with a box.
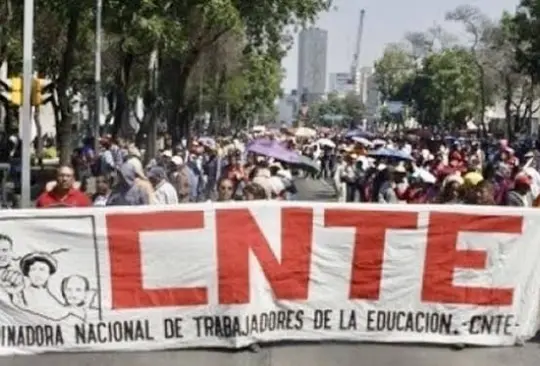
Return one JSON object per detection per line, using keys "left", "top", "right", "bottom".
{"left": 478, "top": 65, "right": 486, "bottom": 138}
{"left": 166, "top": 49, "right": 203, "bottom": 145}
{"left": 0, "top": 0, "right": 13, "bottom": 62}
{"left": 56, "top": 7, "right": 80, "bottom": 165}
{"left": 33, "top": 105, "right": 43, "bottom": 168}
{"left": 112, "top": 53, "right": 133, "bottom": 139}
{"left": 504, "top": 76, "right": 513, "bottom": 140}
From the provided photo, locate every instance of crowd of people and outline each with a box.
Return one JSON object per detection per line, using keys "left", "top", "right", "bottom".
{"left": 30, "top": 126, "right": 540, "bottom": 209}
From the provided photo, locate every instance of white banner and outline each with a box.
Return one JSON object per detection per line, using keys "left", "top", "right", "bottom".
{"left": 0, "top": 201, "right": 539, "bottom": 354}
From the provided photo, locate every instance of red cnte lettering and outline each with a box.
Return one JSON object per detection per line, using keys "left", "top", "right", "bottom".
{"left": 106, "top": 211, "right": 207, "bottom": 309}
{"left": 422, "top": 212, "right": 522, "bottom": 306}
{"left": 216, "top": 207, "right": 313, "bottom": 304}
{"left": 324, "top": 210, "right": 418, "bottom": 300}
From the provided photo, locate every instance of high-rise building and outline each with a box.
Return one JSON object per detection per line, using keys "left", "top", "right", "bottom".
{"left": 297, "top": 28, "right": 328, "bottom": 104}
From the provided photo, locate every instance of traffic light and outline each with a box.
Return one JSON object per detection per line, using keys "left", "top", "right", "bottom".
{"left": 0, "top": 77, "right": 54, "bottom": 107}
{"left": 0, "top": 77, "right": 23, "bottom": 106}
{"left": 31, "top": 78, "right": 54, "bottom": 106}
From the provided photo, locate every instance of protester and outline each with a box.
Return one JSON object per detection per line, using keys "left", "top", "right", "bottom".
{"left": 92, "top": 175, "right": 112, "bottom": 206}
{"left": 26, "top": 125, "right": 540, "bottom": 209}
{"left": 148, "top": 166, "right": 179, "bottom": 204}
{"left": 243, "top": 182, "right": 268, "bottom": 200}
{"left": 216, "top": 177, "right": 235, "bottom": 202}
{"left": 36, "top": 166, "right": 91, "bottom": 208}
{"left": 169, "top": 156, "right": 192, "bottom": 203}
{"left": 106, "top": 163, "right": 150, "bottom": 206}
{"left": 506, "top": 173, "right": 533, "bottom": 207}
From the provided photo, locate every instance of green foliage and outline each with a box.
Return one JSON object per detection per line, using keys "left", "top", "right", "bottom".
{"left": 512, "top": 0, "right": 540, "bottom": 77}
{"left": 373, "top": 44, "right": 415, "bottom": 102}
{"left": 226, "top": 51, "right": 283, "bottom": 123}
{"left": 0, "top": 0, "right": 331, "bottom": 149}
{"left": 411, "top": 48, "right": 481, "bottom": 127}
{"left": 309, "top": 92, "right": 364, "bottom": 127}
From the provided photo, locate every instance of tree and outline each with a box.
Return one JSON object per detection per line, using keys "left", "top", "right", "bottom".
{"left": 342, "top": 92, "right": 365, "bottom": 125}
{"left": 225, "top": 51, "right": 283, "bottom": 129}
{"left": 482, "top": 12, "right": 538, "bottom": 138}
{"left": 446, "top": 5, "right": 494, "bottom": 134}
{"left": 507, "top": 1, "right": 540, "bottom": 136}
{"left": 308, "top": 92, "right": 364, "bottom": 127}
{"left": 157, "top": 0, "right": 331, "bottom": 142}
{"left": 2, "top": 0, "right": 331, "bottom": 159}
{"left": 0, "top": 0, "right": 14, "bottom": 64}
{"left": 513, "top": 0, "right": 540, "bottom": 77}
{"left": 412, "top": 48, "right": 481, "bottom": 129}
{"left": 373, "top": 43, "right": 415, "bottom": 104}
{"left": 404, "top": 25, "right": 457, "bottom": 58}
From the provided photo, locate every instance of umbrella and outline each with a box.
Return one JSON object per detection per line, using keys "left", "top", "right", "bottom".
{"left": 395, "top": 149, "right": 414, "bottom": 161}
{"left": 345, "top": 129, "right": 375, "bottom": 139}
{"left": 352, "top": 136, "right": 373, "bottom": 147}
{"left": 367, "top": 147, "right": 395, "bottom": 158}
{"left": 367, "top": 147, "right": 413, "bottom": 161}
{"left": 291, "top": 154, "right": 320, "bottom": 173}
{"left": 316, "top": 138, "right": 336, "bottom": 148}
{"left": 246, "top": 139, "right": 299, "bottom": 163}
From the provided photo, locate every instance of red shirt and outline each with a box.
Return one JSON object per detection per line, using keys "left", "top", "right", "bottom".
{"left": 36, "top": 187, "right": 92, "bottom": 208}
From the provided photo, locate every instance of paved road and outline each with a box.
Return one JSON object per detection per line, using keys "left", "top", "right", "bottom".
{"left": 1, "top": 342, "right": 539, "bottom": 366}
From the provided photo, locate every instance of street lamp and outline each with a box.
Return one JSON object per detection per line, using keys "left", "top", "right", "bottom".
{"left": 94, "top": 0, "right": 102, "bottom": 151}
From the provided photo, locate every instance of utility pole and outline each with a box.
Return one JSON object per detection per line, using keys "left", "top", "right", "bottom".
{"left": 94, "top": 0, "right": 102, "bottom": 151}
{"left": 0, "top": 62, "right": 7, "bottom": 131}
{"left": 21, "top": 0, "right": 34, "bottom": 208}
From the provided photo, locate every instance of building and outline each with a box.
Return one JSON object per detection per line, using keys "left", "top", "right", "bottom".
{"left": 329, "top": 72, "right": 353, "bottom": 95}
{"left": 357, "top": 67, "right": 380, "bottom": 117}
{"left": 278, "top": 91, "right": 299, "bottom": 126}
{"left": 357, "top": 67, "right": 372, "bottom": 103}
{"left": 297, "top": 28, "right": 328, "bottom": 104}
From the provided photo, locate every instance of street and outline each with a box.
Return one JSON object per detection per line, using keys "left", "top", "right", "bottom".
{"left": 1, "top": 341, "right": 539, "bottom": 366}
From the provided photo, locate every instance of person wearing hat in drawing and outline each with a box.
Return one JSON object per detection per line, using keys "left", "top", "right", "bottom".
{"left": 13, "top": 252, "right": 68, "bottom": 321}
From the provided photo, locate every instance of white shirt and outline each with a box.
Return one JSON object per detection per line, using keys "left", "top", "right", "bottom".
{"left": 154, "top": 181, "right": 179, "bottom": 204}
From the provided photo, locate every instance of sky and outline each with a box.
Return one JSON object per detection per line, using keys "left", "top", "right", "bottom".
{"left": 281, "top": 0, "right": 520, "bottom": 92}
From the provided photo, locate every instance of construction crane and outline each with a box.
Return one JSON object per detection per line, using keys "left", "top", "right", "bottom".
{"left": 349, "top": 9, "right": 365, "bottom": 95}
